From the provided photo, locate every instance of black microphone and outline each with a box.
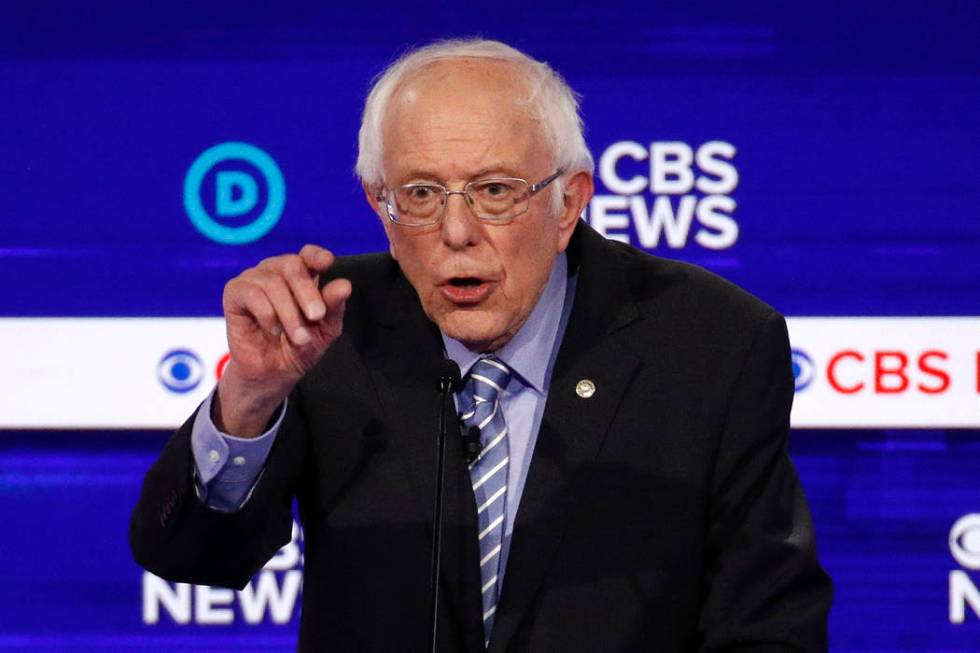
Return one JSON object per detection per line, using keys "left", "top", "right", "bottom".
{"left": 429, "top": 358, "right": 460, "bottom": 653}
{"left": 436, "top": 359, "right": 462, "bottom": 394}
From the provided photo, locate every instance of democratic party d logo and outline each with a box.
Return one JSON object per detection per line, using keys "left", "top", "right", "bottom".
{"left": 183, "top": 142, "right": 286, "bottom": 244}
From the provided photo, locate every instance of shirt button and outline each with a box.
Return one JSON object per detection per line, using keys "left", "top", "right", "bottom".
{"left": 233, "top": 456, "right": 246, "bottom": 466}
{"left": 208, "top": 449, "right": 221, "bottom": 463}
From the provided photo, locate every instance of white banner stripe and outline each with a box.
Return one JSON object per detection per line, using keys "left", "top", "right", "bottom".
{"left": 786, "top": 317, "right": 980, "bottom": 427}
{"left": 0, "top": 317, "right": 226, "bottom": 429}
{"left": 3, "top": 317, "right": 973, "bottom": 429}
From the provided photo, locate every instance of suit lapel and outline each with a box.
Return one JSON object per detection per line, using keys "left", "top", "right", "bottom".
{"left": 489, "top": 225, "right": 641, "bottom": 651}
{"left": 363, "top": 272, "right": 485, "bottom": 653}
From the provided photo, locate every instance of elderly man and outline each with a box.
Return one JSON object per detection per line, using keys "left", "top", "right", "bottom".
{"left": 131, "top": 39, "right": 832, "bottom": 651}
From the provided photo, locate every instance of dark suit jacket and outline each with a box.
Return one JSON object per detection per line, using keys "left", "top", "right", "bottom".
{"left": 131, "top": 222, "right": 832, "bottom": 651}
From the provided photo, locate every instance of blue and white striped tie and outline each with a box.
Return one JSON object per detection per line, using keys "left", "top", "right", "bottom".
{"left": 460, "top": 356, "right": 511, "bottom": 647}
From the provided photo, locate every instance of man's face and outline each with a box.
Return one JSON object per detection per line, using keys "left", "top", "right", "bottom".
{"left": 367, "top": 59, "right": 591, "bottom": 352}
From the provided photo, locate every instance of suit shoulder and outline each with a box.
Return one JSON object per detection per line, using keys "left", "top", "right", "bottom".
{"left": 605, "top": 239, "right": 780, "bottom": 337}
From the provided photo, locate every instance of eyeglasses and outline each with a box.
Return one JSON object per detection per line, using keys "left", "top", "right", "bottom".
{"left": 377, "top": 169, "right": 564, "bottom": 227}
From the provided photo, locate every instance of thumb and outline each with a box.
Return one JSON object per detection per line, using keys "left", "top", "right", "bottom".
{"left": 322, "top": 277, "right": 352, "bottom": 311}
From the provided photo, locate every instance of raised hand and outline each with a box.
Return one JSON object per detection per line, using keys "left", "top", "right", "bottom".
{"left": 215, "top": 244, "right": 352, "bottom": 437}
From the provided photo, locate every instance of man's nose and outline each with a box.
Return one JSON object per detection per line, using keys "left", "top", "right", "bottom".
{"left": 440, "top": 190, "right": 481, "bottom": 249}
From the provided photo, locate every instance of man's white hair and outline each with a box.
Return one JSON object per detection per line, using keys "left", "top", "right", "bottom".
{"left": 355, "top": 38, "right": 594, "bottom": 191}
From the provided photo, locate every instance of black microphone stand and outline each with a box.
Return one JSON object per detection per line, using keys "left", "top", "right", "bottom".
{"left": 430, "top": 361, "right": 460, "bottom": 653}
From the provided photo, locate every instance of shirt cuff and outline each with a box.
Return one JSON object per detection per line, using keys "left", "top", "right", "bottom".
{"left": 190, "top": 388, "right": 286, "bottom": 509}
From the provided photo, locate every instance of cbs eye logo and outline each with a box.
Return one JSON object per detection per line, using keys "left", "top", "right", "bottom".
{"left": 157, "top": 349, "right": 205, "bottom": 394}
{"left": 950, "top": 514, "right": 980, "bottom": 570}
{"left": 791, "top": 349, "right": 815, "bottom": 392}
{"left": 183, "top": 142, "right": 286, "bottom": 245}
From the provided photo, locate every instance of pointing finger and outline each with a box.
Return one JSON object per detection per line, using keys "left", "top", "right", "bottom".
{"left": 279, "top": 256, "right": 327, "bottom": 322}
{"left": 248, "top": 270, "right": 311, "bottom": 347}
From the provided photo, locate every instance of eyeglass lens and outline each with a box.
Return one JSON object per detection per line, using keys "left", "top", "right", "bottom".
{"left": 391, "top": 179, "right": 531, "bottom": 224}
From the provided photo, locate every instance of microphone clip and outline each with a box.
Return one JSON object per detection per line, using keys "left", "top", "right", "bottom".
{"left": 462, "top": 424, "right": 482, "bottom": 464}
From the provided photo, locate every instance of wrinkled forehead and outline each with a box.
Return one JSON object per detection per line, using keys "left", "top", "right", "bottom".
{"left": 376, "top": 58, "right": 553, "bottom": 185}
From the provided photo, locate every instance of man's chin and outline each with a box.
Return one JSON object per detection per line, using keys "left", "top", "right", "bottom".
{"left": 436, "top": 314, "right": 510, "bottom": 353}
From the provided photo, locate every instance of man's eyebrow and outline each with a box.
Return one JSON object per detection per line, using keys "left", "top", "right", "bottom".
{"left": 468, "top": 166, "right": 521, "bottom": 179}
{"left": 398, "top": 166, "right": 521, "bottom": 184}
{"left": 398, "top": 169, "right": 442, "bottom": 183}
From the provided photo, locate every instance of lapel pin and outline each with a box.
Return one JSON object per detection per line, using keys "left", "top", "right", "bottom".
{"left": 575, "top": 379, "right": 596, "bottom": 398}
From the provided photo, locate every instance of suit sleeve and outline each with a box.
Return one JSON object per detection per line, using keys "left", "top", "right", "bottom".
{"left": 129, "top": 387, "right": 311, "bottom": 590}
{"left": 698, "top": 312, "right": 833, "bottom": 652}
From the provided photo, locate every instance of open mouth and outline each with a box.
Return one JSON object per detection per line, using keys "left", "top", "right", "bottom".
{"left": 449, "top": 277, "right": 483, "bottom": 287}
{"left": 440, "top": 277, "right": 495, "bottom": 304}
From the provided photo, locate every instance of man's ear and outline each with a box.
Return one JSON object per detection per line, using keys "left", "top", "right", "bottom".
{"left": 363, "top": 182, "right": 385, "bottom": 219}
{"left": 556, "top": 170, "right": 594, "bottom": 252}
{"left": 363, "top": 182, "right": 399, "bottom": 260}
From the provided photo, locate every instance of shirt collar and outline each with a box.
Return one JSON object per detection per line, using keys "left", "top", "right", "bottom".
{"left": 442, "top": 252, "right": 568, "bottom": 393}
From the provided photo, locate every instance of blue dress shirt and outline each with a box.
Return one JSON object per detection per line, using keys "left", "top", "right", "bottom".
{"left": 190, "top": 252, "right": 576, "bottom": 587}
{"left": 440, "top": 253, "right": 573, "bottom": 592}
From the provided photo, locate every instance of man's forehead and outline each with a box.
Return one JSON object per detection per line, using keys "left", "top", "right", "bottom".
{"left": 379, "top": 58, "right": 546, "bottom": 180}
{"left": 389, "top": 57, "right": 529, "bottom": 114}
{"left": 403, "top": 57, "right": 526, "bottom": 89}
{"left": 383, "top": 135, "right": 539, "bottom": 185}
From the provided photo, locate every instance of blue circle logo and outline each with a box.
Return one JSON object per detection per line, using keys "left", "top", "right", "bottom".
{"left": 158, "top": 349, "right": 204, "bottom": 394}
{"left": 790, "top": 349, "right": 816, "bottom": 393}
{"left": 183, "top": 142, "right": 286, "bottom": 245}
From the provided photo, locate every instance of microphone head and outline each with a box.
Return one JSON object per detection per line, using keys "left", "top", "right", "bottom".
{"left": 437, "top": 359, "right": 462, "bottom": 393}
{"left": 463, "top": 425, "right": 482, "bottom": 464}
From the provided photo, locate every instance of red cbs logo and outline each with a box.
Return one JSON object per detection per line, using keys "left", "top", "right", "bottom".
{"left": 826, "top": 349, "right": 951, "bottom": 395}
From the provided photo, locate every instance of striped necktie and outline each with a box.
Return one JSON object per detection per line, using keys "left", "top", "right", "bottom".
{"left": 460, "top": 356, "right": 511, "bottom": 646}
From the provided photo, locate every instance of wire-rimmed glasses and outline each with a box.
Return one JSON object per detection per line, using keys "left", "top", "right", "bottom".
{"left": 377, "top": 169, "right": 563, "bottom": 227}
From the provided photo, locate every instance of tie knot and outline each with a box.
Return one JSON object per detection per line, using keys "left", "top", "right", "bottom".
{"left": 468, "top": 356, "right": 511, "bottom": 403}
